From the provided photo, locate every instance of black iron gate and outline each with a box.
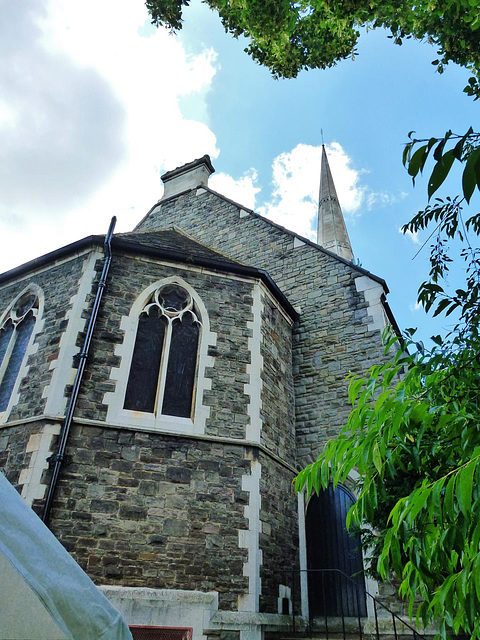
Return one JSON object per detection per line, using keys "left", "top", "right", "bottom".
{"left": 306, "top": 483, "right": 367, "bottom": 617}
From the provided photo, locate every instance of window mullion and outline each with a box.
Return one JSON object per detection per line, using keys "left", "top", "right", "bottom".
{"left": 155, "top": 318, "right": 173, "bottom": 416}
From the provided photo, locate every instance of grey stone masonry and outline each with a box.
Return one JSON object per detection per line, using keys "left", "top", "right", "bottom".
{"left": 0, "top": 421, "right": 42, "bottom": 488}
{"left": 0, "top": 252, "right": 92, "bottom": 421}
{"left": 259, "top": 291, "right": 295, "bottom": 467}
{"left": 75, "top": 251, "right": 258, "bottom": 441}
{"left": 46, "top": 425, "right": 251, "bottom": 611}
{"left": 259, "top": 453, "right": 299, "bottom": 614}
{"left": 138, "top": 188, "right": 391, "bottom": 466}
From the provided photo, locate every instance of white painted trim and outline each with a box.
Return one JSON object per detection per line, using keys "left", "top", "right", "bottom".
{"left": 19, "top": 422, "right": 62, "bottom": 506}
{"left": 245, "top": 283, "right": 263, "bottom": 443}
{"left": 297, "top": 491, "right": 309, "bottom": 620}
{"left": 277, "top": 584, "right": 292, "bottom": 615}
{"left": 43, "top": 252, "right": 100, "bottom": 417}
{"left": 0, "top": 283, "right": 45, "bottom": 424}
{"left": 354, "top": 275, "right": 388, "bottom": 333}
{"left": 104, "top": 275, "right": 216, "bottom": 436}
{"left": 293, "top": 237, "right": 306, "bottom": 248}
{"left": 238, "top": 459, "right": 262, "bottom": 613}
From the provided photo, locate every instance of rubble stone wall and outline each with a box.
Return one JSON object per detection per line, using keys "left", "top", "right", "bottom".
{"left": 48, "top": 426, "right": 251, "bottom": 610}
{"left": 139, "top": 190, "right": 390, "bottom": 466}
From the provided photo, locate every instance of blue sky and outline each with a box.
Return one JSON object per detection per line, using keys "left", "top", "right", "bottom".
{"left": 1, "top": 0, "right": 477, "bottom": 343}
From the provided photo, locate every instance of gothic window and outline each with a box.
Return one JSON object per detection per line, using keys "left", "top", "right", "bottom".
{"left": 0, "top": 292, "right": 39, "bottom": 412}
{"left": 124, "top": 283, "right": 201, "bottom": 419}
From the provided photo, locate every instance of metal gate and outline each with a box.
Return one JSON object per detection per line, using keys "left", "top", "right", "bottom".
{"left": 306, "top": 483, "right": 367, "bottom": 617}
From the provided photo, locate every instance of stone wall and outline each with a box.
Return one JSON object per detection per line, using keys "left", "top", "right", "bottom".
{"left": 0, "top": 252, "right": 91, "bottom": 421}
{"left": 259, "top": 453, "right": 299, "bottom": 614}
{"left": 47, "top": 425, "right": 252, "bottom": 610}
{"left": 78, "top": 253, "right": 256, "bottom": 442}
{"left": 0, "top": 422, "right": 42, "bottom": 488}
{"left": 259, "top": 292, "right": 296, "bottom": 466}
{"left": 138, "top": 189, "right": 390, "bottom": 465}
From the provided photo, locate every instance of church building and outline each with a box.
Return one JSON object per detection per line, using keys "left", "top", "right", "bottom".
{"left": 0, "top": 149, "right": 397, "bottom": 639}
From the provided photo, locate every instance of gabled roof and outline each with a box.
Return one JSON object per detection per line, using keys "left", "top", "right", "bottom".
{"left": 137, "top": 186, "right": 389, "bottom": 294}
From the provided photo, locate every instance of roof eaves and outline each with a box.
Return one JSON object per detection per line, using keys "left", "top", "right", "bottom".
{"left": 0, "top": 236, "right": 104, "bottom": 285}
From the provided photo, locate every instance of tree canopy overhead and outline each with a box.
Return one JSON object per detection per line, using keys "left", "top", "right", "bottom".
{"left": 146, "top": 0, "right": 480, "bottom": 95}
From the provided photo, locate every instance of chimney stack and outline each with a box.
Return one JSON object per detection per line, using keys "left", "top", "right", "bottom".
{"left": 161, "top": 155, "right": 215, "bottom": 200}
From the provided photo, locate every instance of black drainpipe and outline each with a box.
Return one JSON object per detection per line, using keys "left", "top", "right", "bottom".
{"left": 42, "top": 216, "right": 117, "bottom": 525}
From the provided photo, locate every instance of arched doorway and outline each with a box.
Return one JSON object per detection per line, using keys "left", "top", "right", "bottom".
{"left": 306, "top": 483, "right": 367, "bottom": 617}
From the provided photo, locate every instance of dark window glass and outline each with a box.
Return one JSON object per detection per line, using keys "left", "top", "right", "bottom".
{"left": 124, "top": 311, "right": 167, "bottom": 412}
{"left": 15, "top": 294, "right": 36, "bottom": 318}
{"left": 0, "top": 313, "right": 35, "bottom": 412}
{"left": 0, "top": 321, "right": 14, "bottom": 369}
{"left": 158, "top": 285, "right": 189, "bottom": 312}
{"left": 162, "top": 313, "right": 199, "bottom": 418}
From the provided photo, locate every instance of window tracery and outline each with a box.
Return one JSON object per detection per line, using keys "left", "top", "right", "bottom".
{"left": 124, "top": 283, "right": 201, "bottom": 419}
{"left": 0, "top": 292, "right": 39, "bottom": 412}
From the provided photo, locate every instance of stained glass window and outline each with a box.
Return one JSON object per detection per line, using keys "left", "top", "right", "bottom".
{"left": 124, "top": 311, "right": 167, "bottom": 412}
{"left": 0, "top": 292, "right": 39, "bottom": 412}
{"left": 124, "top": 284, "right": 201, "bottom": 419}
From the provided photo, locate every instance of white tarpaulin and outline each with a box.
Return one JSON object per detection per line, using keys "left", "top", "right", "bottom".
{"left": 0, "top": 472, "right": 133, "bottom": 640}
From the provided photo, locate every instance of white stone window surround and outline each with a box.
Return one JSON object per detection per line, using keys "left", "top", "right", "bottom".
{"left": 105, "top": 276, "right": 216, "bottom": 436}
{"left": 0, "top": 284, "right": 44, "bottom": 425}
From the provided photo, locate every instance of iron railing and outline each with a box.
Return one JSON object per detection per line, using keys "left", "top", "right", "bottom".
{"left": 283, "top": 568, "right": 427, "bottom": 640}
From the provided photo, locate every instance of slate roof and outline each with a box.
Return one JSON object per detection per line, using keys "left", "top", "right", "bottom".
{"left": 114, "top": 228, "right": 243, "bottom": 269}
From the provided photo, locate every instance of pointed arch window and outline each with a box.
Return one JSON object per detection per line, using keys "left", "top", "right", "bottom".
{"left": 0, "top": 292, "right": 39, "bottom": 412}
{"left": 124, "top": 283, "right": 201, "bottom": 419}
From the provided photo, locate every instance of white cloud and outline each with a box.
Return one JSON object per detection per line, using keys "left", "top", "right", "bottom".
{"left": 402, "top": 228, "right": 420, "bottom": 244}
{"left": 409, "top": 299, "right": 422, "bottom": 312}
{"left": 209, "top": 169, "right": 260, "bottom": 210}
{"left": 0, "top": 0, "right": 219, "bottom": 273}
{"left": 366, "top": 190, "right": 408, "bottom": 209}
{"left": 257, "top": 142, "right": 365, "bottom": 241}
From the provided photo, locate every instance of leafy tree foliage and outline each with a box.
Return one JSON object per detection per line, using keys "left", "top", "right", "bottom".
{"left": 145, "top": 0, "right": 480, "bottom": 96}
{"left": 402, "top": 129, "right": 480, "bottom": 334}
{"left": 296, "top": 324, "right": 480, "bottom": 637}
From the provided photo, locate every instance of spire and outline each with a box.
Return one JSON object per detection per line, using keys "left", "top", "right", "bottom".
{"left": 317, "top": 145, "right": 354, "bottom": 261}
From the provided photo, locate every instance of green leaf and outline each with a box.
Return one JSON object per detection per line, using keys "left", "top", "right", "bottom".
{"left": 408, "top": 144, "right": 428, "bottom": 179}
{"left": 457, "top": 460, "right": 476, "bottom": 517}
{"left": 462, "top": 146, "right": 480, "bottom": 203}
{"left": 372, "top": 442, "right": 382, "bottom": 474}
{"left": 444, "top": 474, "right": 456, "bottom": 519}
{"left": 428, "top": 149, "right": 455, "bottom": 199}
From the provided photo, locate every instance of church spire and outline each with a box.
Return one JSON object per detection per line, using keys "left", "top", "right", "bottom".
{"left": 317, "top": 145, "right": 354, "bottom": 261}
